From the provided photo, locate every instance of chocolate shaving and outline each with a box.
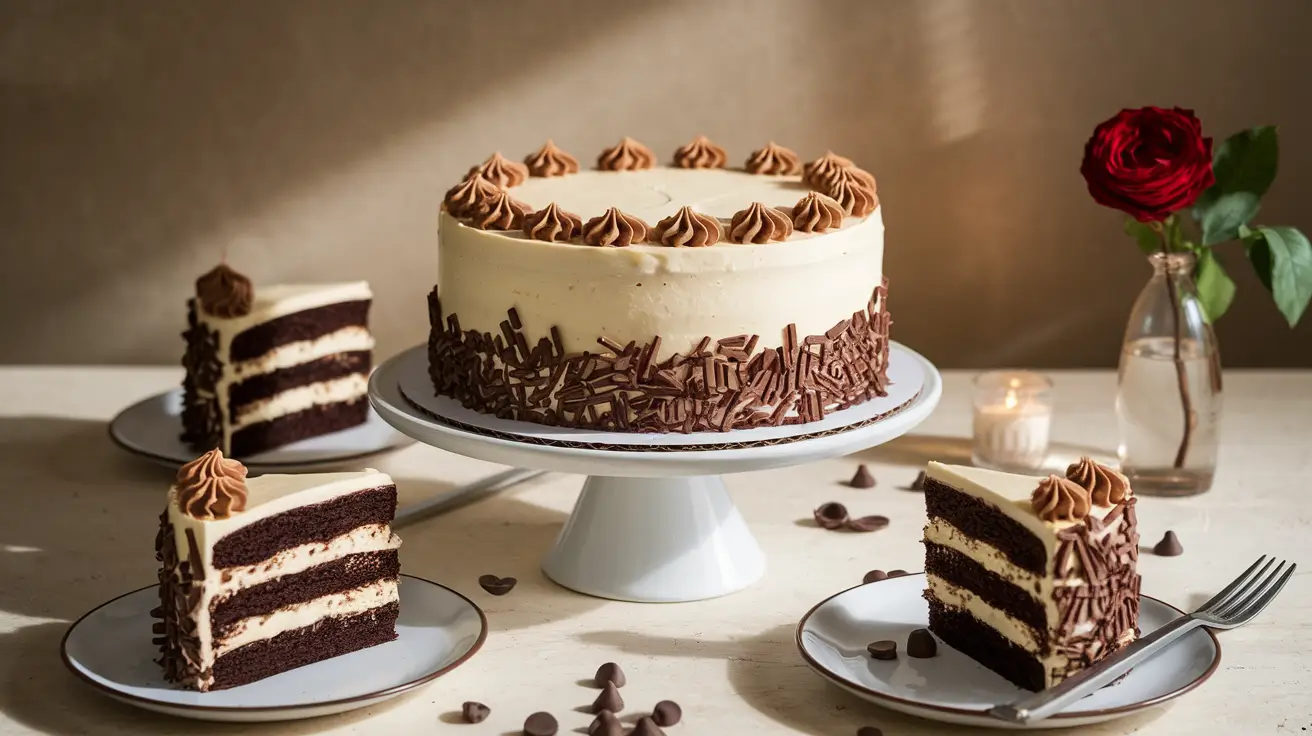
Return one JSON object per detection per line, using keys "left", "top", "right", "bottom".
{"left": 813, "top": 502, "right": 849, "bottom": 529}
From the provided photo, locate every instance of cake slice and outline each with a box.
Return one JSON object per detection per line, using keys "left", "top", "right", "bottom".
{"left": 921, "top": 458, "right": 1140, "bottom": 691}
{"left": 153, "top": 450, "right": 401, "bottom": 691}
{"left": 181, "top": 262, "right": 374, "bottom": 457}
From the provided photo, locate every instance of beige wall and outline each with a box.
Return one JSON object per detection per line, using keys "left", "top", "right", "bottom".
{"left": 2, "top": 0, "right": 1310, "bottom": 368}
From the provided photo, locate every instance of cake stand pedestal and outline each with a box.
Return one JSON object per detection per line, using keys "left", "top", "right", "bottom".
{"left": 369, "top": 344, "right": 941, "bottom": 603}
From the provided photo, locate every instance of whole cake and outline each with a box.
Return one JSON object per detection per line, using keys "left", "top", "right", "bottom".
{"left": 429, "top": 136, "right": 889, "bottom": 432}
{"left": 181, "top": 263, "right": 374, "bottom": 456}
{"left": 153, "top": 450, "right": 401, "bottom": 691}
{"left": 921, "top": 458, "right": 1140, "bottom": 691}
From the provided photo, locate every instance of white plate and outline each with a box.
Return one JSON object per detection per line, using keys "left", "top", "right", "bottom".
{"left": 797, "top": 574, "right": 1221, "bottom": 729}
{"left": 61, "top": 575, "right": 487, "bottom": 723}
{"left": 109, "top": 389, "right": 413, "bottom": 472}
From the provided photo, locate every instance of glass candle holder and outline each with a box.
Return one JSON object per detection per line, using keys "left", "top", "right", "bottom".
{"left": 972, "top": 370, "right": 1054, "bottom": 472}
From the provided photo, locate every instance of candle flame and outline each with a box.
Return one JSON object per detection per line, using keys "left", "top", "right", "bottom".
{"left": 1004, "top": 389, "right": 1018, "bottom": 410}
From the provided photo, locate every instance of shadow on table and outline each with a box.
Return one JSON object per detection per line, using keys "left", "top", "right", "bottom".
{"left": 575, "top": 625, "right": 1166, "bottom": 736}
{"left": 851, "top": 433, "right": 1116, "bottom": 476}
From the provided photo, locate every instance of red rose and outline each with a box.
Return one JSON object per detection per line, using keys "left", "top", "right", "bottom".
{"left": 1080, "top": 107, "right": 1215, "bottom": 222}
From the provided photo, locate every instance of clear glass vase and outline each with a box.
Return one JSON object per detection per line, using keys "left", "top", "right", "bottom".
{"left": 1115, "top": 252, "right": 1222, "bottom": 495}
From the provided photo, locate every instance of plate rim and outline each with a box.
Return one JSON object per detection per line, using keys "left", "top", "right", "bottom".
{"left": 795, "top": 575, "right": 1222, "bottom": 722}
{"left": 107, "top": 389, "right": 413, "bottom": 470}
{"left": 60, "top": 573, "right": 489, "bottom": 714}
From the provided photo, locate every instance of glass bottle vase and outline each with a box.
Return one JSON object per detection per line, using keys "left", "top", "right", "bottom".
{"left": 1115, "top": 252, "right": 1222, "bottom": 495}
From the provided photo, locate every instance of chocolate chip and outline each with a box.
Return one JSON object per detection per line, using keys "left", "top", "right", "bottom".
{"left": 523, "top": 711, "right": 558, "bottom": 736}
{"left": 588, "top": 710, "right": 623, "bottom": 736}
{"left": 907, "top": 628, "right": 938, "bottom": 658}
{"left": 594, "top": 661, "right": 626, "bottom": 688}
{"left": 909, "top": 470, "right": 926, "bottom": 491}
{"left": 1153, "top": 531, "right": 1184, "bottom": 556}
{"left": 461, "top": 701, "right": 490, "bottom": 723}
{"left": 857, "top": 727, "right": 884, "bottom": 736}
{"left": 813, "top": 501, "right": 849, "bottom": 529}
{"left": 867, "top": 640, "right": 897, "bottom": 660}
{"left": 592, "top": 681, "right": 624, "bottom": 713}
{"left": 886, "top": 569, "right": 909, "bottom": 578}
{"left": 479, "top": 574, "right": 517, "bottom": 595}
{"left": 652, "top": 700, "right": 682, "bottom": 726}
{"left": 862, "top": 569, "right": 889, "bottom": 584}
{"left": 847, "top": 515, "right": 890, "bottom": 532}
{"left": 630, "top": 716, "right": 666, "bottom": 736}
{"left": 849, "top": 464, "right": 876, "bottom": 488}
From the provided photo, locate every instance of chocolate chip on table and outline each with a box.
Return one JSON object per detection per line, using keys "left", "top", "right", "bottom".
{"left": 460, "top": 701, "right": 490, "bottom": 723}
{"left": 1153, "top": 531, "right": 1184, "bottom": 556}
{"left": 652, "top": 699, "right": 682, "bottom": 726}
{"left": 867, "top": 640, "right": 898, "bottom": 660}
{"left": 630, "top": 716, "right": 666, "bottom": 736}
{"left": 863, "top": 569, "right": 889, "bottom": 584}
{"left": 523, "top": 711, "right": 558, "bottom": 736}
{"left": 478, "top": 574, "right": 517, "bottom": 595}
{"left": 847, "top": 515, "right": 890, "bottom": 533}
{"left": 592, "top": 681, "right": 624, "bottom": 713}
{"left": 908, "top": 470, "right": 926, "bottom": 491}
{"left": 813, "top": 501, "right": 849, "bottom": 529}
{"left": 588, "top": 710, "right": 623, "bottom": 736}
{"left": 849, "top": 464, "right": 877, "bottom": 488}
{"left": 886, "top": 569, "right": 909, "bottom": 578}
{"left": 594, "top": 661, "right": 626, "bottom": 688}
{"left": 907, "top": 628, "right": 938, "bottom": 658}
{"left": 857, "top": 727, "right": 884, "bottom": 736}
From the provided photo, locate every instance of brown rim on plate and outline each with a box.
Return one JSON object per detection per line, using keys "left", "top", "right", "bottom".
{"left": 60, "top": 573, "right": 489, "bottom": 714}
{"left": 106, "top": 390, "right": 413, "bottom": 470}
{"left": 794, "top": 574, "right": 1222, "bottom": 721}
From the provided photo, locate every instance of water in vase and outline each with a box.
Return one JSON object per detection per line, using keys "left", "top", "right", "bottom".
{"left": 1116, "top": 336, "right": 1221, "bottom": 494}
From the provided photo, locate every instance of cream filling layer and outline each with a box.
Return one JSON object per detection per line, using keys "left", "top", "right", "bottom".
{"left": 213, "top": 578, "right": 399, "bottom": 658}
{"left": 227, "top": 326, "right": 374, "bottom": 381}
{"left": 208, "top": 524, "right": 400, "bottom": 598}
{"left": 927, "top": 574, "right": 1046, "bottom": 652}
{"left": 230, "top": 373, "right": 368, "bottom": 430}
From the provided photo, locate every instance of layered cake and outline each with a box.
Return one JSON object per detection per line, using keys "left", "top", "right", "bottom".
{"left": 153, "top": 450, "right": 401, "bottom": 691}
{"left": 430, "top": 136, "right": 889, "bottom": 432}
{"left": 181, "top": 263, "right": 374, "bottom": 456}
{"left": 921, "top": 458, "right": 1140, "bottom": 691}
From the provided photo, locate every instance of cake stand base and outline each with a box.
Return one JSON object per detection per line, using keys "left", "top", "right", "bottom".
{"left": 369, "top": 343, "right": 941, "bottom": 603}
{"left": 542, "top": 475, "right": 764, "bottom": 602}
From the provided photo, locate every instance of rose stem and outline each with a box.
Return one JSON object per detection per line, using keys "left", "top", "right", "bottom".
{"left": 1160, "top": 219, "right": 1195, "bottom": 469}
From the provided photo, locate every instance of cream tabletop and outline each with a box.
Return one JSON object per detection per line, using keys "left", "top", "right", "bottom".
{"left": 0, "top": 367, "right": 1308, "bottom": 736}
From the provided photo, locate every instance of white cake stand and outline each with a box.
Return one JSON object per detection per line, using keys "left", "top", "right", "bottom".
{"left": 369, "top": 343, "right": 941, "bottom": 603}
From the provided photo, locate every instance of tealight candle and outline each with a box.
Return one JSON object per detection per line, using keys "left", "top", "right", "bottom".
{"left": 972, "top": 371, "right": 1053, "bottom": 472}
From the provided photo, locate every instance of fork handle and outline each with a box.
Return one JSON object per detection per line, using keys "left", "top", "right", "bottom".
{"left": 987, "top": 614, "right": 1202, "bottom": 724}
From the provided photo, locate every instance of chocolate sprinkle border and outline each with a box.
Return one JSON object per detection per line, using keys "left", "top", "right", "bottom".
{"left": 425, "top": 280, "right": 892, "bottom": 436}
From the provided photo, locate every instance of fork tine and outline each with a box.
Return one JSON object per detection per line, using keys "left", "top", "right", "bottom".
{"left": 1214, "top": 560, "right": 1287, "bottom": 619}
{"left": 1226, "top": 562, "right": 1296, "bottom": 624}
{"left": 1197, "top": 556, "right": 1268, "bottom": 613}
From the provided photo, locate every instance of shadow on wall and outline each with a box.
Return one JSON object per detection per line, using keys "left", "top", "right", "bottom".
{"left": 1, "top": 0, "right": 1310, "bottom": 367}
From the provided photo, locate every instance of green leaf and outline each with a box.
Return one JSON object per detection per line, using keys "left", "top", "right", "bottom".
{"left": 1246, "top": 225, "right": 1312, "bottom": 327}
{"left": 1191, "top": 126, "right": 1279, "bottom": 245}
{"left": 1125, "top": 218, "right": 1162, "bottom": 255}
{"left": 1194, "top": 248, "right": 1236, "bottom": 323}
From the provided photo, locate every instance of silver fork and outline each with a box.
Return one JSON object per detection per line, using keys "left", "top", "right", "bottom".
{"left": 988, "top": 555, "right": 1297, "bottom": 725}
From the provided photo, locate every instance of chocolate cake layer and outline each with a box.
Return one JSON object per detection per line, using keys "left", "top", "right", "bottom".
{"left": 923, "top": 477, "right": 1048, "bottom": 575}
{"left": 927, "top": 597, "right": 1046, "bottom": 691}
{"left": 212, "top": 485, "right": 397, "bottom": 568}
{"left": 227, "top": 351, "right": 371, "bottom": 412}
{"left": 229, "top": 300, "right": 371, "bottom": 362}
{"left": 210, "top": 549, "right": 399, "bottom": 632}
{"left": 210, "top": 602, "right": 399, "bottom": 690}
{"left": 924, "top": 542, "right": 1049, "bottom": 643}
{"left": 228, "top": 399, "right": 369, "bottom": 457}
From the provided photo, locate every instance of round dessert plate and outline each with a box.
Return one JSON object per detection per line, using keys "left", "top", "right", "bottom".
{"left": 797, "top": 574, "right": 1221, "bottom": 729}
{"left": 109, "top": 388, "right": 413, "bottom": 472}
{"left": 61, "top": 574, "right": 487, "bottom": 723}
